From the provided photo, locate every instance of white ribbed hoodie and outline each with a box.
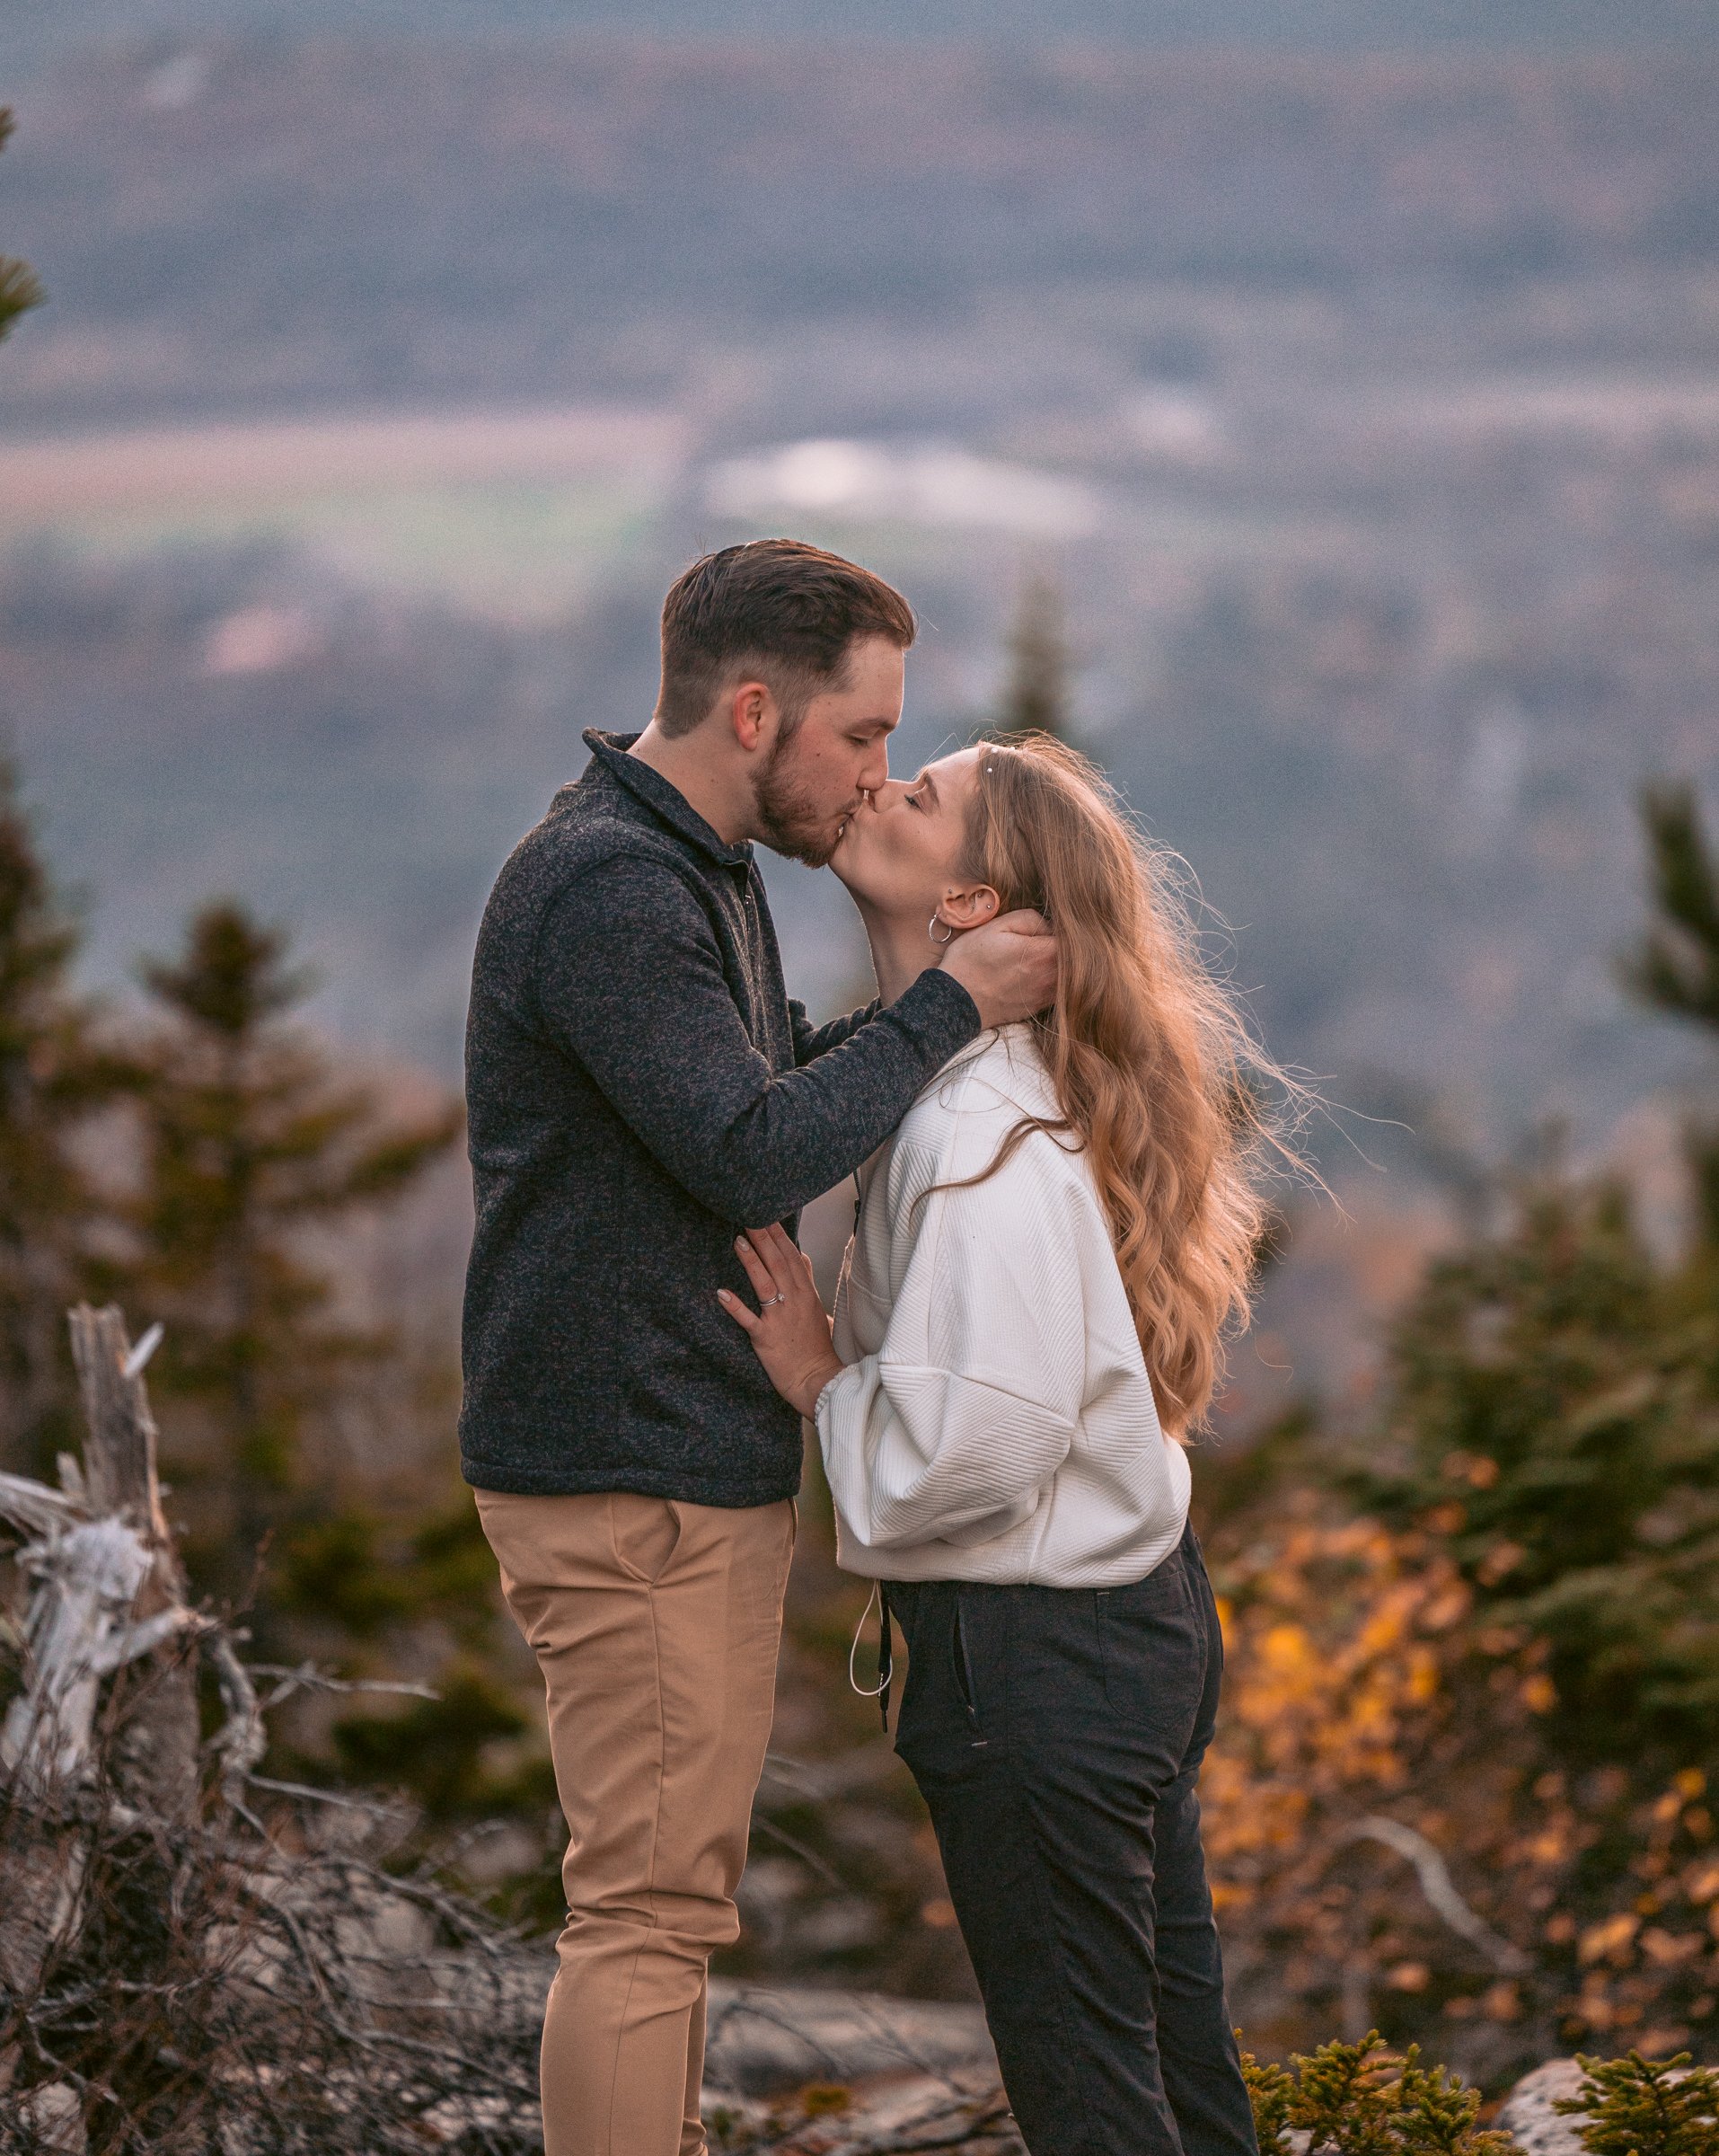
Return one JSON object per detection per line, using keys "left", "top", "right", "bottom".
{"left": 815, "top": 1025, "right": 1191, "bottom": 1588}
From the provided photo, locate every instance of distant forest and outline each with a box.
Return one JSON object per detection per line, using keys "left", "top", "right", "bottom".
{"left": 3, "top": 32, "right": 1715, "bottom": 1149}
{"left": 4, "top": 41, "right": 1718, "bottom": 429}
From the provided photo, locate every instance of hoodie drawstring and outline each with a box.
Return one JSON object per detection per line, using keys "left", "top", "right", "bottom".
{"left": 847, "top": 1580, "right": 893, "bottom": 1729}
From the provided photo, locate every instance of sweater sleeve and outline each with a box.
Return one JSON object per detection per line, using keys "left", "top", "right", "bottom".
{"left": 816, "top": 1115, "right": 1088, "bottom": 1556}
{"left": 790, "top": 997, "right": 882, "bottom": 1067}
{"left": 533, "top": 853, "right": 979, "bottom": 1224}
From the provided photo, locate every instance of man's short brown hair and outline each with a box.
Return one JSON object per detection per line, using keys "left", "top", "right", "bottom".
{"left": 654, "top": 539, "right": 916, "bottom": 739}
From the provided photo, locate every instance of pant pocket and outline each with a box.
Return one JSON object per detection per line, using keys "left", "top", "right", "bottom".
{"left": 609, "top": 1493, "right": 683, "bottom": 1585}
{"left": 895, "top": 1587, "right": 992, "bottom": 1782}
{"left": 952, "top": 1597, "right": 984, "bottom": 1742}
{"left": 1097, "top": 1560, "right": 1205, "bottom": 1734}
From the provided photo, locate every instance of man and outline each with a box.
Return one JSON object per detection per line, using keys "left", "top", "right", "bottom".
{"left": 461, "top": 538, "right": 1056, "bottom": 2156}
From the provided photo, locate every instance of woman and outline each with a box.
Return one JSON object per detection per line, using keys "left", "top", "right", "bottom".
{"left": 718, "top": 733, "right": 1279, "bottom": 2156}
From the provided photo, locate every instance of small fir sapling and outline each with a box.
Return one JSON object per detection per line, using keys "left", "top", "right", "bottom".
{"left": 1556, "top": 2052, "right": 1719, "bottom": 2156}
{"left": 1241, "top": 2032, "right": 1515, "bottom": 2156}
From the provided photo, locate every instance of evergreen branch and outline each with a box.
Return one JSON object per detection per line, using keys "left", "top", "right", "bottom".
{"left": 0, "top": 108, "right": 46, "bottom": 345}
{"left": 0, "top": 256, "right": 46, "bottom": 344}
{"left": 1244, "top": 2034, "right": 1515, "bottom": 2156}
{"left": 1556, "top": 2049, "right": 1719, "bottom": 2156}
{"left": 1621, "top": 782, "right": 1719, "bottom": 1033}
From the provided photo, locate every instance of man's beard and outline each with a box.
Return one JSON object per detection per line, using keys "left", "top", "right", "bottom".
{"left": 754, "top": 733, "right": 845, "bottom": 868}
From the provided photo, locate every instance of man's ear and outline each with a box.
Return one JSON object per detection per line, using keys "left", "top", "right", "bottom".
{"left": 727, "top": 679, "right": 775, "bottom": 754}
{"left": 937, "top": 884, "right": 1001, "bottom": 933}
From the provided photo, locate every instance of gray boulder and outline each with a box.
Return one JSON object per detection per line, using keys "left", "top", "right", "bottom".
{"left": 1494, "top": 2060, "right": 1590, "bottom": 2156}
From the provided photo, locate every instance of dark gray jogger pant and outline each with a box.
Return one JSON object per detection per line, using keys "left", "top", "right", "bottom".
{"left": 884, "top": 1524, "right": 1258, "bottom": 2156}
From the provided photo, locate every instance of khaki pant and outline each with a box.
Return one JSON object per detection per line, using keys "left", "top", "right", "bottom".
{"left": 476, "top": 1489, "right": 794, "bottom": 2156}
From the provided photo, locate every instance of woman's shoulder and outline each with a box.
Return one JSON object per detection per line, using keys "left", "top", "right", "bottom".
{"left": 939, "top": 1022, "right": 1056, "bottom": 1105}
{"left": 899, "top": 1025, "right": 1060, "bottom": 1153}
{"left": 864, "top": 1026, "right": 1099, "bottom": 1269}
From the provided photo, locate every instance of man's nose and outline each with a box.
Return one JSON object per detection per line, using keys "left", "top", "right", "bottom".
{"left": 859, "top": 741, "right": 891, "bottom": 795}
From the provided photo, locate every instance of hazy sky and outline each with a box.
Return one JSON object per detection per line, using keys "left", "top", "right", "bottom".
{"left": 13, "top": 0, "right": 1717, "bottom": 58}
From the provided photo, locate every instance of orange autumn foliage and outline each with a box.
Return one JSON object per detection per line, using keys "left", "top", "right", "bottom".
{"left": 1198, "top": 1498, "right": 1719, "bottom": 2086}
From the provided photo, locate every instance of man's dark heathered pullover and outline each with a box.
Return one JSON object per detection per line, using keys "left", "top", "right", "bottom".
{"left": 459, "top": 730, "right": 983, "bottom": 1507}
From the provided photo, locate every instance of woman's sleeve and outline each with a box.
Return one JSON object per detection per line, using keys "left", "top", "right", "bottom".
{"left": 815, "top": 1131, "right": 1087, "bottom": 1556}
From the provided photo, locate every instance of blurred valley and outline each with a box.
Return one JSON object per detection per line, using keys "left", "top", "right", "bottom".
{"left": 2, "top": 33, "right": 1717, "bottom": 1398}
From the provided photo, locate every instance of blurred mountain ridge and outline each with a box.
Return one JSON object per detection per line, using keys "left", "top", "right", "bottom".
{"left": 0, "top": 32, "right": 1715, "bottom": 1156}
{"left": 4, "top": 40, "right": 1716, "bottom": 432}
{"left": 10, "top": 0, "right": 1719, "bottom": 70}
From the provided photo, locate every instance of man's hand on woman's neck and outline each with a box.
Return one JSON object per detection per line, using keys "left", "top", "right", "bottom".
{"left": 859, "top": 903, "right": 1059, "bottom": 1030}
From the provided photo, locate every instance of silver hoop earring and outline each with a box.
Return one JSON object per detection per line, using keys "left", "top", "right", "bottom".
{"left": 928, "top": 915, "right": 956, "bottom": 948}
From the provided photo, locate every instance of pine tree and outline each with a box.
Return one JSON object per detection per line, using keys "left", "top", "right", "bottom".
{"left": 0, "top": 109, "right": 47, "bottom": 347}
{"left": 1360, "top": 781, "right": 1719, "bottom": 1764}
{"left": 1241, "top": 2046, "right": 1295, "bottom": 2152}
{"left": 128, "top": 900, "right": 462, "bottom": 1612}
{"left": 1557, "top": 2051, "right": 1719, "bottom": 2156}
{"left": 1622, "top": 781, "right": 1719, "bottom": 1246}
{"left": 1241, "top": 2034, "right": 1515, "bottom": 2156}
{"left": 1624, "top": 782, "right": 1719, "bottom": 1032}
{"left": 1288, "top": 2032, "right": 1406, "bottom": 2156}
{"left": 992, "top": 571, "right": 1076, "bottom": 745}
{"left": 1392, "top": 2059, "right": 1507, "bottom": 2156}
{"left": 0, "top": 760, "right": 126, "bottom": 1475}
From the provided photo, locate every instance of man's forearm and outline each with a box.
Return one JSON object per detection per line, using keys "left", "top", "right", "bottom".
{"left": 792, "top": 996, "right": 881, "bottom": 1068}
{"left": 648, "top": 970, "right": 980, "bottom": 1222}
{"left": 540, "top": 862, "right": 980, "bottom": 1224}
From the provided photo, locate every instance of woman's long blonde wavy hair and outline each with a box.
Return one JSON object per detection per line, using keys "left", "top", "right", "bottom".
{"left": 956, "top": 733, "right": 1291, "bottom": 1436}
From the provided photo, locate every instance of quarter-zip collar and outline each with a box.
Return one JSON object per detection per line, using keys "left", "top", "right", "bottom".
{"left": 582, "top": 729, "right": 754, "bottom": 873}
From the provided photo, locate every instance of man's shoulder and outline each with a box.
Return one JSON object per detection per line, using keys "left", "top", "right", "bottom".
{"left": 489, "top": 776, "right": 701, "bottom": 923}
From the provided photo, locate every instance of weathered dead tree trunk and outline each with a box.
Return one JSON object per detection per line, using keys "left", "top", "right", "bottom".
{"left": 67, "top": 1305, "right": 200, "bottom": 1825}
{"left": 0, "top": 1308, "right": 204, "bottom": 2145}
{"left": 1, "top": 1308, "right": 199, "bottom": 1822}
{"left": 0, "top": 1305, "right": 542, "bottom": 2154}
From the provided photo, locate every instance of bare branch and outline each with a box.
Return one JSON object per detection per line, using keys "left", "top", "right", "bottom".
{"left": 0, "top": 1471, "right": 84, "bottom": 1538}
{"left": 246, "top": 1661, "right": 441, "bottom": 1710}
{"left": 1337, "top": 1814, "right": 1532, "bottom": 1973}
